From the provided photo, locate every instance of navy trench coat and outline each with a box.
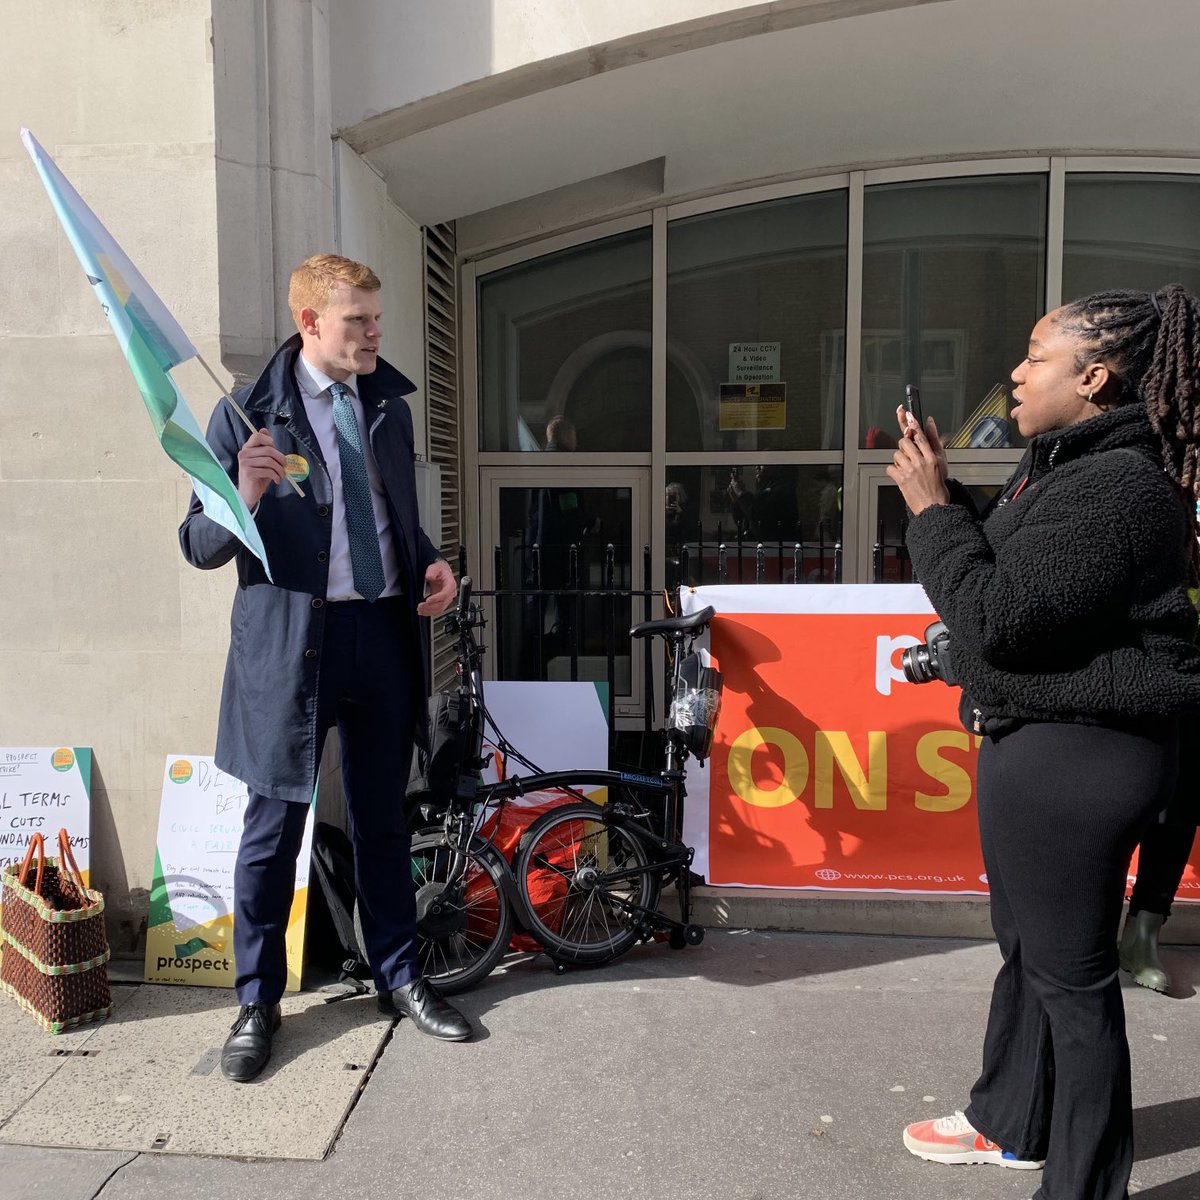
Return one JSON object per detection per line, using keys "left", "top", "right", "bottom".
{"left": 179, "top": 335, "right": 440, "bottom": 803}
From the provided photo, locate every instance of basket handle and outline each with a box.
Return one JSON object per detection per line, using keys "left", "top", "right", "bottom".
{"left": 16, "top": 833, "right": 46, "bottom": 894}
{"left": 56, "top": 829, "right": 87, "bottom": 892}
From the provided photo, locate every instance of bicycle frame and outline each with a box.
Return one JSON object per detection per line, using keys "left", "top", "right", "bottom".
{"left": 423, "top": 578, "right": 714, "bottom": 960}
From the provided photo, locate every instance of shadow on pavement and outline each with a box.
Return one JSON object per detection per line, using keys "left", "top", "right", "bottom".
{"left": 1134, "top": 1094, "right": 1200, "bottom": 1161}
{"left": 1133, "top": 1171, "right": 1200, "bottom": 1199}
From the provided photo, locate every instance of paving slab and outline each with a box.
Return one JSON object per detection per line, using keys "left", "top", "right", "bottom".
{"left": 0, "top": 984, "right": 120, "bottom": 1125}
{"left": 0, "top": 1146, "right": 136, "bottom": 1200}
{"left": 83, "top": 933, "right": 1200, "bottom": 1200}
{"left": 0, "top": 983, "right": 393, "bottom": 1161}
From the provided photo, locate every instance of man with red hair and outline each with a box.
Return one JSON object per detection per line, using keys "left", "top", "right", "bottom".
{"left": 181, "top": 254, "right": 471, "bottom": 1082}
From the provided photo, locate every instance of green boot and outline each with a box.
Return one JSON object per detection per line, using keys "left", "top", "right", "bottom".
{"left": 1118, "top": 910, "right": 1171, "bottom": 993}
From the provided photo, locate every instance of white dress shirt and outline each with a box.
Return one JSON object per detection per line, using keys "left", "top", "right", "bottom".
{"left": 295, "top": 354, "right": 403, "bottom": 601}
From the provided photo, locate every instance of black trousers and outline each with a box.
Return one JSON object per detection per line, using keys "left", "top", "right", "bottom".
{"left": 1129, "top": 774, "right": 1197, "bottom": 919}
{"left": 233, "top": 598, "right": 420, "bottom": 1005}
{"left": 965, "top": 719, "right": 1177, "bottom": 1200}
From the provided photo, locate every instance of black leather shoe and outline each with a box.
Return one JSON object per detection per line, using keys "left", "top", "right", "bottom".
{"left": 386, "top": 978, "right": 472, "bottom": 1041}
{"left": 221, "top": 1002, "right": 281, "bottom": 1082}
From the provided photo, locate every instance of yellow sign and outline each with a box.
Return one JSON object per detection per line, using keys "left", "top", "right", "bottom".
{"left": 719, "top": 382, "right": 787, "bottom": 431}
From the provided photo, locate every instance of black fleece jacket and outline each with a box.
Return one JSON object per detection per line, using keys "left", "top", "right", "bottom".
{"left": 905, "top": 404, "right": 1200, "bottom": 730}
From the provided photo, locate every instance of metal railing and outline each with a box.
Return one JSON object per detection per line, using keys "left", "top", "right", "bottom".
{"left": 667, "top": 521, "right": 842, "bottom": 589}
{"left": 872, "top": 510, "right": 915, "bottom": 584}
{"left": 455, "top": 533, "right": 845, "bottom": 754}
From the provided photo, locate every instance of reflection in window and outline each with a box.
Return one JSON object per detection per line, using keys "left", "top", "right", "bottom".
{"left": 1064, "top": 174, "right": 1200, "bottom": 300}
{"left": 861, "top": 175, "right": 1046, "bottom": 449}
{"left": 663, "top": 465, "right": 841, "bottom": 589}
{"left": 873, "top": 482, "right": 1003, "bottom": 583}
{"left": 667, "top": 191, "right": 848, "bottom": 452}
{"left": 477, "top": 230, "right": 652, "bottom": 452}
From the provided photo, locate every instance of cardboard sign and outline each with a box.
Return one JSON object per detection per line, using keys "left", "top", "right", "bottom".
{"left": 144, "top": 757, "right": 313, "bottom": 989}
{"left": 0, "top": 747, "right": 92, "bottom": 892}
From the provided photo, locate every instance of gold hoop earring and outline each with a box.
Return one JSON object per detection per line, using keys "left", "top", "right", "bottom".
{"left": 1088, "top": 389, "right": 1095, "bottom": 402}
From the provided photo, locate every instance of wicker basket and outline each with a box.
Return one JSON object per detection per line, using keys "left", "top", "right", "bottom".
{"left": 0, "top": 831, "right": 112, "bottom": 1034}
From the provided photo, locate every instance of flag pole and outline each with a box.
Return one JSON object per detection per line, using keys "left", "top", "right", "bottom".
{"left": 196, "top": 353, "right": 304, "bottom": 498}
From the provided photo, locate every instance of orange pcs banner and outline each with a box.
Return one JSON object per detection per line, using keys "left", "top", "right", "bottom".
{"left": 682, "top": 586, "right": 1200, "bottom": 899}
{"left": 686, "top": 586, "right": 984, "bottom": 893}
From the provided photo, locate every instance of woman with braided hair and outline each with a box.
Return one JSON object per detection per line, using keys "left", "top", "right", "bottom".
{"left": 887, "top": 285, "right": 1200, "bottom": 1200}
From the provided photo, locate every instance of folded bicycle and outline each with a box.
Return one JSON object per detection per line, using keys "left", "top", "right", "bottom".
{"left": 399, "top": 577, "right": 723, "bottom": 992}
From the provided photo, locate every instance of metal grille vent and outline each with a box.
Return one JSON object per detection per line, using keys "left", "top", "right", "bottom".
{"left": 423, "top": 222, "right": 461, "bottom": 691}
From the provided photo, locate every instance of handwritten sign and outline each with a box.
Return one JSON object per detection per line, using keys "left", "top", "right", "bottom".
{"left": 144, "top": 756, "right": 313, "bottom": 990}
{"left": 0, "top": 747, "right": 92, "bottom": 895}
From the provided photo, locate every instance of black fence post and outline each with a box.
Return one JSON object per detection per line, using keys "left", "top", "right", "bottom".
{"left": 532, "top": 542, "right": 544, "bottom": 680}
{"left": 492, "top": 545, "right": 505, "bottom": 677}
{"left": 642, "top": 546, "right": 653, "bottom": 733}
{"left": 604, "top": 544, "right": 616, "bottom": 755}
{"left": 568, "top": 542, "right": 580, "bottom": 682}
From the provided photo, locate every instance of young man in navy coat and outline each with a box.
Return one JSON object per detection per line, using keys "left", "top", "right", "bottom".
{"left": 180, "top": 254, "right": 470, "bottom": 1082}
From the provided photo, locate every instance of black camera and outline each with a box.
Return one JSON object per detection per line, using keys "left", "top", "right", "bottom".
{"left": 901, "top": 621, "right": 956, "bottom": 686}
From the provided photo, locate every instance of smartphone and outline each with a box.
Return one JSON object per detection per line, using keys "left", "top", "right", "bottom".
{"left": 904, "top": 383, "right": 924, "bottom": 432}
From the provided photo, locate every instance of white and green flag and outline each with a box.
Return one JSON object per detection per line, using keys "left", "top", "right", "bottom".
{"left": 20, "top": 128, "right": 271, "bottom": 579}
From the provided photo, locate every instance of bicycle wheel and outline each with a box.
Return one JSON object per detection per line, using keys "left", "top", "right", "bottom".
{"left": 515, "top": 801, "right": 661, "bottom": 964}
{"left": 407, "top": 832, "right": 513, "bottom": 993}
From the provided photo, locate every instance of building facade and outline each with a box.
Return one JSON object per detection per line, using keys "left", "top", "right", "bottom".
{"left": 3, "top": 0, "right": 1200, "bottom": 945}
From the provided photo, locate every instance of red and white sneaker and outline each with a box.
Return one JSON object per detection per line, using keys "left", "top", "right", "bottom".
{"left": 903, "top": 1111, "right": 1044, "bottom": 1169}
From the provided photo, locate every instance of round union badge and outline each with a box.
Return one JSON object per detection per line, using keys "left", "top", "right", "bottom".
{"left": 169, "top": 759, "right": 193, "bottom": 785}
{"left": 50, "top": 747, "right": 75, "bottom": 772}
{"left": 285, "top": 454, "right": 310, "bottom": 483}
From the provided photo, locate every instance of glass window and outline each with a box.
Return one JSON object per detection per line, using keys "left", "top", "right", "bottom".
{"left": 663, "top": 464, "right": 841, "bottom": 588}
{"left": 477, "top": 230, "right": 652, "bottom": 452}
{"left": 666, "top": 191, "right": 848, "bottom": 452}
{"left": 873, "top": 482, "right": 1002, "bottom": 583}
{"left": 493, "top": 485, "right": 633, "bottom": 689}
{"left": 1063, "top": 174, "right": 1200, "bottom": 300}
{"left": 860, "top": 175, "right": 1047, "bottom": 450}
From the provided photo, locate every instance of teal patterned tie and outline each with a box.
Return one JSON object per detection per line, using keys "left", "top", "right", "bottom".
{"left": 330, "top": 382, "right": 385, "bottom": 602}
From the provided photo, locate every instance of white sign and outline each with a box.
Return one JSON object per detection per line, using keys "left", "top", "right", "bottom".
{"left": 145, "top": 756, "right": 313, "bottom": 989}
{"left": 479, "top": 682, "right": 609, "bottom": 785}
{"left": 728, "top": 341, "right": 781, "bottom": 384}
{"left": 0, "top": 747, "right": 92, "bottom": 885}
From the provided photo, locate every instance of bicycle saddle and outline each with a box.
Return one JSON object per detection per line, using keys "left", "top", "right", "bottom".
{"left": 630, "top": 606, "right": 715, "bottom": 640}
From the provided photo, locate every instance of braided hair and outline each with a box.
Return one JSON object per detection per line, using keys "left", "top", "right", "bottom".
{"left": 1055, "top": 285, "right": 1200, "bottom": 579}
{"left": 1054, "top": 285, "right": 1200, "bottom": 495}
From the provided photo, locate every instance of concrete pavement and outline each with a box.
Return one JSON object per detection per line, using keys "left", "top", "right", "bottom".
{"left": 1, "top": 931, "right": 1197, "bottom": 1200}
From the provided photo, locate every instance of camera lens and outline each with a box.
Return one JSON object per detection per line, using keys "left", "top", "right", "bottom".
{"left": 901, "top": 644, "right": 934, "bottom": 684}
